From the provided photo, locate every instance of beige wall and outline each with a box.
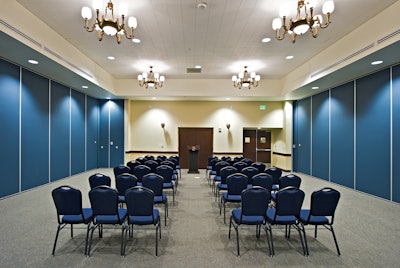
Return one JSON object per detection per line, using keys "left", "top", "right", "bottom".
{"left": 126, "top": 100, "right": 293, "bottom": 170}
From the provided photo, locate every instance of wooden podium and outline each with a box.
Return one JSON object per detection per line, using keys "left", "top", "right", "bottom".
{"left": 187, "top": 145, "right": 200, "bottom": 174}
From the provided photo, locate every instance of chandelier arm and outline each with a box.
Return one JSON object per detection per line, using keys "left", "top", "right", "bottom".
{"left": 124, "top": 27, "right": 135, "bottom": 39}
{"left": 291, "top": 32, "right": 297, "bottom": 43}
{"left": 275, "top": 29, "right": 286, "bottom": 40}
{"left": 116, "top": 33, "right": 121, "bottom": 44}
{"left": 97, "top": 30, "right": 104, "bottom": 41}
{"left": 310, "top": 26, "right": 319, "bottom": 38}
{"left": 83, "top": 19, "right": 96, "bottom": 32}
{"left": 319, "top": 13, "right": 332, "bottom": 29}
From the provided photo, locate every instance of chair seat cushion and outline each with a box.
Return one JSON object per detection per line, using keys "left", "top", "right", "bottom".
{"left": 128, "top": 209, "right": 159, "bottom": 225}
{"left": 95, "top": 208, "right": 127, "bottom": 224}
{"left": 163, "top": 182, "right": 174, "bottom": 188}
{"left": 232, "top": 209, "right": 264, "bottom": 225}
{"left": 214, "top": 176, "right": 221, "bottom": 182}
{"left": 118, "top": 196, "right": 125, "bottom": 203}
{"left": 222, "top": 192, "right": 241, "bottom": 202}
{"left": 154, "top": 194, "right": 167, "bottom": 203}
{"left": 62, "top": 208, "right": 93, "bottom": 224}
{"left": 266, "top": 209, "right": 297, "bottom": 225}
{"left": 217, "top": 183, "right": 227, "bottom": 190}
{"left": 300, "top": 210, "right": 329, "bottom": 225}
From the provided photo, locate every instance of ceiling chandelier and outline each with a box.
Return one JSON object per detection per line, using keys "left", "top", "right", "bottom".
{"left": 272, "top": 0, "right": 334, "bottom": 43}
{"left": 81, "top": 0, "right": 138, "bottom": 44}
{"left": 231, "top": 66, "right": 260, "bottom": 89}
{"left": 138, "top": 66, "right": 165, "bottom": 89}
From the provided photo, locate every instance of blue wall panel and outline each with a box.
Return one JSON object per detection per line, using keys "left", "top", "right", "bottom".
{"left": 98, "top": 100, "right": 110, "bottom": 168}
{"left": 71, "top": 90, "right": 85, "bottom": 175}
{"left": 330, "top": 82, "right": 355, "bottom": 188}
{"left": 21, "top": 70, "right": 49, "bottom": 190}
{"left": 294, "top": 97, "right": 311, "bottom": 174}
{"left": 392, "top": 65, "right": 400, "bottom": 203}
{"left": 50, "top": 81, "right": 70, "bottom": 181}
{"left": 0, "top": 60, "right": 20, "bottom": 197}
{"left": 87, "top": 97, "right": 99, "bottom": 170}
{"left": 109, "top": 100, "right": 125, "bottom": 167}
{"left": 356, "top": 69, "right": 391, "bottom": 199}
{"left": 311, "top": 91, "right": 330, "bottom": 180}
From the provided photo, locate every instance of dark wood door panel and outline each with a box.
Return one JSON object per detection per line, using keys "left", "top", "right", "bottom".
{"left": 179, "top": 128, "right": 213, "bottom": 169}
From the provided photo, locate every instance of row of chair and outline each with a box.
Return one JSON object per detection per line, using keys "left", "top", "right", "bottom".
{"left": 126, "top": 154, "right": 181, "bottom": 180}
{"left": 228, "top": 186, "right": 341, "bottom": 257}
{"left": 89, "top": 172, "right": 170, "bottom": 225}
{"left": 52, "top": 185, "right": 162, "bottom": 257}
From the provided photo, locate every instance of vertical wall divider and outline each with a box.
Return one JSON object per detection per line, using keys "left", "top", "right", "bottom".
{"left": 353, "top": 80, "right": 357, "bottom": 190}
{"left": 18, "top": 66, "right": 22, "bottom": 193}
{"left": 48, "top": 79, "right": 52, "bottom": 183}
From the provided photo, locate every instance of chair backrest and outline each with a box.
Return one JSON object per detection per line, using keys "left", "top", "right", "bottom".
{"left": 116, "top": 173, "right": 138, "bottom": 196}
{"left": 241, "top": 186, "right": 271, "bottom": 217}
{"left": 156, "top": 165, "right": 174, "bottom": 183}
{"left": 252, "top": 173, "right": 273, "bottom": 192}
{"left": 309, "top": 187, "right": 340, "bottom": 220}
{"left": 125, "top": 186, "right": 155, "bottom": 217}
{"left": 132, "top": 165, "right": 152, "bottom": 182}
{"left": 279, "top": 174, "right": 301, "bottom": 189}
{"left": 52, "top": 185, "right": 83, "bottom": 217}
{"left": 89, "top": 173, "right": 111, "bottom": 189}
{"left": 220, "top": 166, "right": 238, "bottom": 184}
{"left": 251, "top": 162, "right": 266, "bottom": 173}
{"left": 226, "top": 173, "right": 248, "bottom": 195}
{"left": 113, "top": 165, "right": 131, "bottom": 178}
{"left": 126, "top": 160, "right": 141, "bottom": 172}
{"left": 233, "top": 156, "right": 244, "bottom": 163}
{"left": 215, "top": 161, "right": 230, "bottom": 176}
{"left": 160, "top": 160, "right": 176, "bottom": 169}
{"left": 144, "top": 155, "right": 155, "bottom": 161}
{"left": 265, "top": 167, "right": 282, "bottom": 185}
{"left": 156, "top": 155, "right": 167, "bottom": 164}
{"left": 89, "top": 185, "right": 119, "bottom": 216}
{"left": 241, "top": 166, "right": 260, "bottom": 184}
{"left": 135, "top": 157, "right": 146, "bottom": 164}
{"left": 232, "top": 161, "right": 248, "bottom": 171}
{"left": 169, "top": 155, "right": 180, "bottom": 165}
{"left": 274, "top": 186, "right": 305, "bottom": 218}
{"left": 241, "top": 158, "right": 254, "bottom": 165}
{"left": 144, "top": 159, "right": 159, "bottom": 173}
{"left": 221, "top": 156, "right": 232, "bottom": 165}
{"left": 142, "top": 173, "right": 164, "bottom": 196}
{"left": 210, "top": 157, "right": 220, "bottom": 170}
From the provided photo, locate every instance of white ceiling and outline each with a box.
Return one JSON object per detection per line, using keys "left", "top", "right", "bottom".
{"left": 2, "top": 0, "right": 400, "bottom": 100}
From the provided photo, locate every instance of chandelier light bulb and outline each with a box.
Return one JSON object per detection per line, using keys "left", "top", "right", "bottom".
{"left": 81, "top": 6, "right": 92, "bottom": 19}
{"left": 322, "top": 1, "right": 335, "bottom": 14}
{"left": 128, "top": 17, "right": 137, "bottom": 28}
{"left": 272, "top": 18, "right": 283, "bottom": 30}
{"left": 92, "top": 0, "right": 102, "bottom": 10}
{"left": 308, "top": 0, "right": 318, "bottom": 9}
{"left": 119, "top": 3, "right": 128, "bottom": 16}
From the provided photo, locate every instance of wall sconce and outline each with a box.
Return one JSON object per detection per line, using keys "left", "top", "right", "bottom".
{"left": 161, "top": 122, "right": 165, "bottom": 128}
{"left": 226, "top": 123, "right": 231, "bottom": 130}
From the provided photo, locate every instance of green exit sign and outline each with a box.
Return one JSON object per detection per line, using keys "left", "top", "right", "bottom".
{"left": 259, "top": 105, "right": 266, "bottom": 110}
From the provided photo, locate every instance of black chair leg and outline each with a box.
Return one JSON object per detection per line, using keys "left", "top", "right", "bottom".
{"left": 52, "top": 225, "right": 62, "bottom": 256}
{"left": 330, "top": 226, "right": 341, "bottom": 255}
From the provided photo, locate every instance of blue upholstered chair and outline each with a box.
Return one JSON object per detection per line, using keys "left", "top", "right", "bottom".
{"left": 142, "top": 173, "right": 168, "bottom": 226}
{"left": 232, "top": 161, "right": 248, "bottom": 172}
{"left": 212, "top": 160, "right": 230, "bottom": 193}
{"left": 115, "top": 173, "right": 138, "bottom": 206}
{"left": 300, "top": 187, "right": 341, "bottom": 256}
{"left": 241, "top": 166, "right": 260, "bottom": 185}
{"left": 252, "top": 173, "right": 273, "bottom": 192}
{"left": 144, "top": 159, "right": 159, "bottom": 173}
{"left": 51, "top": 185, "right": 93, "bottom": 255}
{"left": 132, "top": 164, "right": 152, "bottom": 184}
{"left": 229, "top": 186, "right": 271, "bottom": 256}
{"left": 156, "top": 164, "right": 176, "bottom": 205}
{"left": 216, "top": 166, "right": 238, "bottom": 201}
{"left": 87, "top": 185, "right": 127, "bottom": 256}
{"left": 251, "top": 162, "right": 266, "bottom": 173}
{"left": 265, "top": 186, "right": 307, "bottom": 256}
{"left": 265, "top": 167, "right": 282, "bottom": 191}
{"left": 122, "top": 186, "right": 161, "bottom": 256}
{"left": 88, "top": 173, "right": 111, "bottom": 189}
{"left": 271, "top": 174, "right": 302, "bottom": 201}
{"left": 220, "top": 173, "right": 248, "bottom": 224}
{"left": 113, "top": 164, "right": 131, "bottom": 179}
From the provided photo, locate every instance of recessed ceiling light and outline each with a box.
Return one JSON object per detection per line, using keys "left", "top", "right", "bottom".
{"left": 28, "top": 59, "right": 39, "bottom": 64}
{"left": 107, "top": 56, "right": 115, "bottom": 60}
{"left": 195, "top": 65, "right": 202, "bottom": 69}
{"left": 225, "top": 98, "right": 231, "bottom": 100}
{"left": 371, "top": 60, "right": 383, "bottom": 65}
{"left": 151, "top": 97, "right": 157, "bottom": 100}
{"left": 312, "top": 86, "right": 319, "bottom": 90}
{"left": 82, "top": 86, "right": 88, "bottom": 89}
{"left": 261, "top": 37, "right": 271, "bottom": 43}
{"left": 286, "top": 55, "right": 294, "bottom": 60}
{"left": 132, "top": 38, "right": 141, "bottom": 43}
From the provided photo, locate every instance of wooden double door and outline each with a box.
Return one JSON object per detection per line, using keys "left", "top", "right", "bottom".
{"left": 243, "top": 129, "right": 271, "bottom": 164}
